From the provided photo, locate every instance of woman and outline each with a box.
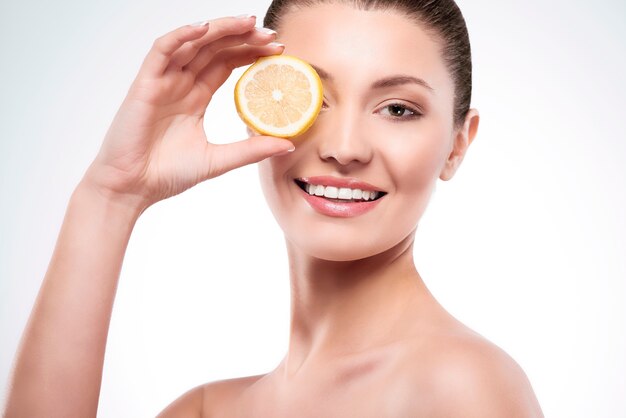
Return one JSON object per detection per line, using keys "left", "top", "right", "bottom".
{"left": 4, "top": 0, "right": 544, "bottom": 416}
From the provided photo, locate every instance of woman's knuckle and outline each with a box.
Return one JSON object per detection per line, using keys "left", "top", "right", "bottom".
{"left": 213, "top": 20, "right": 239, "bottom": 36}
{"left": 152, "top": 36, "right": 167, "bottom": 51}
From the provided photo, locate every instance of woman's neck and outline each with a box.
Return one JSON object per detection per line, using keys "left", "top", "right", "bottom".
{"left": 280, "top": 231, "right": 432, "bottom": 379}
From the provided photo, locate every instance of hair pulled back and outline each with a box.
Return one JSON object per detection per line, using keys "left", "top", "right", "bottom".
{"left": 263, "top": 0, "right": 472, "bottom": 128}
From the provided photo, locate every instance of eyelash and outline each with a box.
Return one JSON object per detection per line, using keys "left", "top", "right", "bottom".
{"left": 320, "top": 100, "right": 422, "bottom": 121}
{"left": 377, "top": 103, "right": 422, "bottom": 121}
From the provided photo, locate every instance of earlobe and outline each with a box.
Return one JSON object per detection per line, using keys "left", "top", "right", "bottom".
{"left": 439, "top": 109, "right": 480, "bottom": 181}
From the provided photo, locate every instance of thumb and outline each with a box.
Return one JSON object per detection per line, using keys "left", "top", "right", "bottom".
{"left": 207, "top": 135, "right": 295, "bottom": 178}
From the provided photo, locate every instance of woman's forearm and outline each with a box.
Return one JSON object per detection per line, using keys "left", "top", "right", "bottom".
{"left": 3, "top": 18, "right": 288, "bottom": 417}
{"left": 4, "top": 181, "right": 142, "bottom": 417}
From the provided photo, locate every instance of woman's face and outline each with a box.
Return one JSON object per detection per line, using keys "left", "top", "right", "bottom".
{"left": 258, "top": 4, "right": 473, "bottom": 261}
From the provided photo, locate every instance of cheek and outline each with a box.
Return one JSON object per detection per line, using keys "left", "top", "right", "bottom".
{"left": 375, "top": 121, "right": 451, "bottom": 235}
{"left": 375, "top": 122, "right": 450, "bottom": 192}
{"left": 257, "top": 159, "right": 273, "bottom": 191}
{"left": 257, "top": 156, "right": 297, "bottom": 226}
{"left": 257, "top": 159, "right": 282, "bottom": 215}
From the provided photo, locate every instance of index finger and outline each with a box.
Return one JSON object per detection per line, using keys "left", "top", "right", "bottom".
{"left": 138, "top": 15, "right": 257, "bottom": 78}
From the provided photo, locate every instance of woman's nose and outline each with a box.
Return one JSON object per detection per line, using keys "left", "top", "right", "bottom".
{"left": 316, "top": 107, "right": 373, "bottom": 167}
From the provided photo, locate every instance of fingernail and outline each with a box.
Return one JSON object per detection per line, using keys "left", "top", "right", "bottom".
{"left": 191, "top": 20, "right": 210, "bottom": 27}
{"left": 236, "top": 14, "right": 255, "bottom": 19}
{"left": 268, "top": 41, "right": 285, "bottom": 48}
{"left": 255, "top": 27, "right": 277, "bottom": 35}
{"left": 275, "top": 145, "right": 296, "bottom": 156}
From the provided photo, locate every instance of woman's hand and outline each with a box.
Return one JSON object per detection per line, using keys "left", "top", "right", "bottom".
{"left": 83, "top": 16, "right": 292, "bottom": 211}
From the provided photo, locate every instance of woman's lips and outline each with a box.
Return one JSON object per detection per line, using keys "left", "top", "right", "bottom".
{"left": 293, "top": 176, "right": 387, "bottom": 218}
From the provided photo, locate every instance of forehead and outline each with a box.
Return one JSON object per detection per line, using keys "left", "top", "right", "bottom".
{"left": 276, "top": 3, "right": 452, "bottom": 94}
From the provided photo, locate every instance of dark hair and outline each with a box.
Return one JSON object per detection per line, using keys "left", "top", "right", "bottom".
{"left": 264, "top": 0, "right": 472, "bottom": 128}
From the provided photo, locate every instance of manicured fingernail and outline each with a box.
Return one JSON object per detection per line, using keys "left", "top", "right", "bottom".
{"left": 191, "top": 20, "right": 209, "bottom": 27}
{"left": 275, "top": 146, "right": 296, "bottom": 156}
{"left": 236, "top": 14, "right": 255, "bottom": 19}
{"left": 268, "top": 42, "right": 285, "bottom": 48}
{"left": 255, "top": 27, "right": 277, "bottom": 35}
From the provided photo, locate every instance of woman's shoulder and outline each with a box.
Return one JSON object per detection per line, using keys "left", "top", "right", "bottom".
{"left": 156, "top": 373, "right": 266, "bottom": 418}
{"left": 395, "top": 322, "right": 544, "bottom": 417}
{"left": 201, "top": 373, "right": 269, "bottom": 417}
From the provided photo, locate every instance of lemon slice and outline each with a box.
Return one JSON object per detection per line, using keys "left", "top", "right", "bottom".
{"left": 234, "top": 55, "right": 323, "bottom": 138}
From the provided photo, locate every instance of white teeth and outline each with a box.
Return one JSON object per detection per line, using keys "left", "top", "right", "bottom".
{"left": 338, "top": 187, "right": 352, "bottom": 199}
{"left": 324, "top": 186, "right": 338, "bottom": 198}
{"left": 301, "top": 181, "right": 382, "bottom": 201}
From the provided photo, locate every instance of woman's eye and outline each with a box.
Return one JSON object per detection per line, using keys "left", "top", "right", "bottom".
{"left": 379, "top": 103, "right": 419, "bottom": 119}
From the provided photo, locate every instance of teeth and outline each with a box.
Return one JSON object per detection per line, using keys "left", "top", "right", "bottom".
{"left": 302, "top": 182, "right": 381, "bottom": 201}
{"left": 324, "top": 186, "right": 338, "bottom": 198}
{"left": 338, "top": 187, "right": 353, "bottom": 199}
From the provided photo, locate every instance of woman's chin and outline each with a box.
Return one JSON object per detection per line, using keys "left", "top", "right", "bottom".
{"left": 286, "top": 233, "right": 405, "bottom": 262}
{"left": 308, "top": 248, "right": 379, "bottom": 262}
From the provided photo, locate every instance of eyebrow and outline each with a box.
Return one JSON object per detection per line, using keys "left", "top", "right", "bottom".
{"left": 371, "top": 75, "right": 434, "bottom": 93}
{"left": 310, "top": 63, "right": 434, "bottom": 94}
{"left": 310, "top": 64, "right": 333, "bottom": 81}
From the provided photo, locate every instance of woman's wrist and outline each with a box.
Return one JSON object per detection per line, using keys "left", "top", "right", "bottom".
{"left": 73, "top": 176, "right": 148, "bottom": 226}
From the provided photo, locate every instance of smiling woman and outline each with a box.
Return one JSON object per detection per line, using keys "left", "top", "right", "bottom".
{"left": 258, "top": 2, "right": 474, "bottom": 265}
{"left": 2, "top": 1, "right": 544, "bottom": 417}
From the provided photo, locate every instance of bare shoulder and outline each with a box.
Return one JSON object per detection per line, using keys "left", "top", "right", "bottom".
{"left": 397, "top": 327, "right": 544, "bottom": 417}
{"left": 156, "top": 373, "right": 266, "bottom": 418}
{"left": 202, "top": 373, "right": 266, "bottom": 414}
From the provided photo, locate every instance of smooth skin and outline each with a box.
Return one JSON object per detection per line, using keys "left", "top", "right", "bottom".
{"left": 3, "top": 6, "right": 544, "bottom": 418}
{"left": 2, "top": 15, "right": 292, "bottom": 418}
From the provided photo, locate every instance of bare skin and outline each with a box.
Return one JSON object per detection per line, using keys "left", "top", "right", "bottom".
{"left": 2, "top": 15, "right": 292, "bottom": 417}
{"left": 163, "top": 241, "right": 542, "bottom": 417}
{"left": 3, "top": 5, "right": 544, "bottom": 418}
{"left": 163, "top": 5, "right": 543, "bottom": 417}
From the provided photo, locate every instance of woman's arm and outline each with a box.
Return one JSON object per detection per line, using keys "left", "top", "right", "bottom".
{"left": 3, "top": 182, "right": 141, "bottom": 417}
{"left": 3, "top": 16, "right": 291, "bottom": 417}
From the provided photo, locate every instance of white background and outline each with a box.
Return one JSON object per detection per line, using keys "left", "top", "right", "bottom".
{"left": 1, "top": 0, "right": 625, "bottom": 416}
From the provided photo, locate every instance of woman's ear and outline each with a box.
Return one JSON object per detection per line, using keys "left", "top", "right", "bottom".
{"left": 439, "top": 108, "right": 480, "bottom": 181}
